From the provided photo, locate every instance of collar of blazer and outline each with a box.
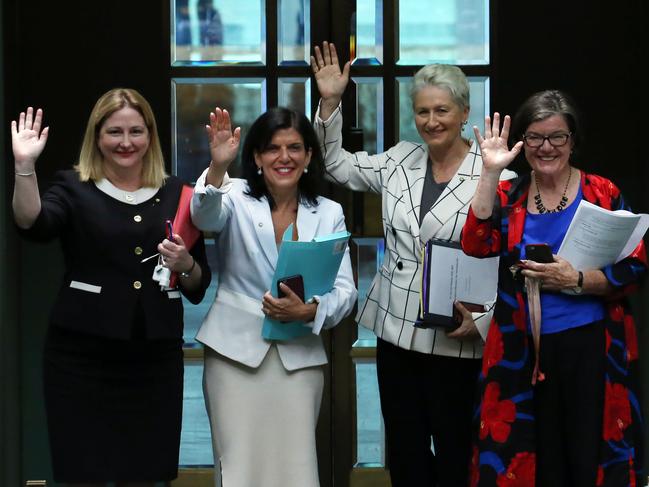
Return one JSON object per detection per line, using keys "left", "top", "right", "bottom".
{"left": 416, "top": 141, "right": 515, "bottom": 244}
{"left": 243, "top": 193, "right": 321, "bottom": 268}
{"left": 394, "top": 140, "right": 481, "bottom": 244}
{"left": 418, "top": 141, "right": 481, "bottom": 243}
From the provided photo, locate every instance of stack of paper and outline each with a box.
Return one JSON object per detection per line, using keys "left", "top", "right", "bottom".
{"left": 417, "top": 240, "right": 498, "bottom": 329}
{"left": 557, "top": 200, "right": 649, "bottom": 270}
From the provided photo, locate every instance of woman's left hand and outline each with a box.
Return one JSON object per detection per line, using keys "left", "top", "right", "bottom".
{"left": 519, "top": 255, "right": 579, "bottom": 291}
{"left": 446, "top": 301, "right": 481, "bottom": 340}
{"left": 158, "top": 234, "right": 194, "bottom": 274}
{"left": 262, "top": 284, "right": 317, "bottom": 323}
{"left": 473, "top": 112, "right": 524, "bottom": 175}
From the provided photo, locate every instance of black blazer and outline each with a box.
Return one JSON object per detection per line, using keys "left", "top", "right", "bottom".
{"left": 19, "top": 170, "right": 211, "bottom": 340}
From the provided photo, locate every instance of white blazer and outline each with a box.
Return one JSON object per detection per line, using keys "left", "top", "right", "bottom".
{"left": 191, "top": 171, "right": 357, "bottom": 371}
{"left": 314, "top": 104, "right": 516, "bottom": 358}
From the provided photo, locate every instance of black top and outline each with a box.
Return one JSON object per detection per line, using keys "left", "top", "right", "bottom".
{"left": 18, "top": 169, "right": 211, "bottom": 340}
{"left": 419, "top": 161, "right": 448, "bottom": 226}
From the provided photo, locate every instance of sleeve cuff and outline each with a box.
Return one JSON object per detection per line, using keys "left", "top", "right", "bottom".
{"left": 307, "top": 295, "right": 326, "bottom": 335}
{"left": 315, "top": 100, "right": 342, "bottom": 125}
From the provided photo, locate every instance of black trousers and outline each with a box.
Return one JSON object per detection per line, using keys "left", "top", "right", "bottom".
{"left": 534, "top": 321, "right": 606, "bottom": 487}
{"left": 376, "top": 338, "right": 481, "bottom": 487}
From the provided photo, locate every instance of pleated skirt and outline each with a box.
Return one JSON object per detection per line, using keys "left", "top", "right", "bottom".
{"left": 203, "top": 345, "right": 324, "bottom": 487}
{"left": 43, "top": 325, "right": 184, "bottom": 482}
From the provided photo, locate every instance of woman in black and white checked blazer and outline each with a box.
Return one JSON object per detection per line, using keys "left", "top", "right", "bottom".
{"left": 311, "top": 42, "right": 516, "bottom": 487}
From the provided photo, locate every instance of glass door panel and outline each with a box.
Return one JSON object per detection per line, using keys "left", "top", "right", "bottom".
{"left": 278, "top": 0, "right": 310, "bottom": 65}
{"left": 179, "top": 356, "right": 213, "bottom": 467}
{"left": 352, "top": 0, "right": 383, "bottom": 65}
{"left": 172, "top": 78, "right": 266, "bottom": 183}
{"left": 278, "top": 77, "right": 312, "bottom": 115}
{"left": 397, "top": 0, "right": 489, "bottom": 65}
{"left": 353, "top": 77, "right": 384, "bottom": 154}
{"left": 172, "top": 0, "right": 266, "bottom": 65}
{"left": 354, "top": 359, "right": 384, "bottom": 466}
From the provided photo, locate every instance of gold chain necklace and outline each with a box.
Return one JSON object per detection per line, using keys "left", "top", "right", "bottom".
{"left": 533, "top": 168, "right": 572, "bottom": 214}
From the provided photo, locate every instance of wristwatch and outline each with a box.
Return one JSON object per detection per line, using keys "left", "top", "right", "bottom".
{"left": 572, "top": 270, "right": 584, "bottom": 294}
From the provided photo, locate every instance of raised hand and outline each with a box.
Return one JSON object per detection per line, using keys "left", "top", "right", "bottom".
{"left": 310, "top": 41, "right": 350, "bottom": 116}
{"left": 11, "top": 107, "right": 49, "bottom": 170}
{"left": 472, "top": 112, "right": 523, "bottom": 174}
{"left": 206, "top": 107, "right": 241, "bottom": 169}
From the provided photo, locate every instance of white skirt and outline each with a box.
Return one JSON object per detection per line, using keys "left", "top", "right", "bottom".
{"left": 203, "top": 345, "right": 324, "bottom": 487}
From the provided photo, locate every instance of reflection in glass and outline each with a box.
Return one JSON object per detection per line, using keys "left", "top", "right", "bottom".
{"left": 172, "top": 78, "right": 266, "bottom": 184}
{"left": 278, "top": 78, "right": 311, "bottom": 117}
{"left": 354, "top": 360, "right": 385, "bottom": 465}
{"left": 278, "top": 0, "right": 310, "bottom": 65}
{"left": 396, "top": 76, "right": 489, "bottom": 145}
{"left": 353, "top": 77, "right": 384, "bottom": 154}
{"left": 172, "top": 0, "right": 266, "bottom": 65}
{"left": 179, "top": 361, "right": 213, "bottom": 466}
{"left": 397, "top": 0, "right": 489, "bottom": 65}
{"left": 353, "top": 238, "right": 385, "bottom": 343}
{"left": 352, "top": 0, "right": 383, "bottom": 65}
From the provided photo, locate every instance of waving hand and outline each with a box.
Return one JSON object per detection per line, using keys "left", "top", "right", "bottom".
{"left": 473, "top": 112, "right": 523, "bottom": 174}
{"left": 310, "top": 41, "right": 350, "bottom": 119}
{"left": 12, "top": 107, "right": 49, "bottom": 171}
{"left": 205, "top": 107, "right": 240, "bottom": 187}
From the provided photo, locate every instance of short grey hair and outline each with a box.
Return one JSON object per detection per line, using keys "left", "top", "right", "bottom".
{"left": 410, "top": 64, "right": 470, "bottom": 111}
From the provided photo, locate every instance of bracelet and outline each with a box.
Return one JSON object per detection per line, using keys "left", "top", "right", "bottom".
{"left": 179, "top": 257, "right": 196, "bottom": 278}
{"left": 15, "top": 170, "right": 35, "bottom": 177}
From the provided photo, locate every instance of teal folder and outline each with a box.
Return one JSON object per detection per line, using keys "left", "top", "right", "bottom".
{"left": 261, "top": 224, "right": 351, "bottom": 340}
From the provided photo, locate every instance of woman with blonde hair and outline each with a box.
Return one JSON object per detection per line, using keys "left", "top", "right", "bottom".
{"left": 12, "top": 88, "right": 211, "bottom": 486}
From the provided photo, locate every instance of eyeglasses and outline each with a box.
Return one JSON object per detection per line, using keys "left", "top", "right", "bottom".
{"left": 522, "top": 132, "right": 572, "bottom": 148}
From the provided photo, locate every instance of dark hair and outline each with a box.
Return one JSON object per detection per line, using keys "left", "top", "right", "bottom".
{"left": 511, "top": 89, "right": 582, "bottom": 154}
{"left": 242, "top": 107, "right": 324, "bottom": 208}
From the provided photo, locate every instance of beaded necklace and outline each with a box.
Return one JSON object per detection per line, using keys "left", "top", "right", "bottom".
{"left": 533, "top": 168, "right": 572, "bottom": 214}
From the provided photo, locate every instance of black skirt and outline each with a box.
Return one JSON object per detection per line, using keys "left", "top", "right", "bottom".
{"left": 43, "top": 325, "right": 184, "bottom": 482}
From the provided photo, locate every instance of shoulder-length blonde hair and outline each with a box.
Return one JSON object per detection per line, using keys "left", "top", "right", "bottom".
{"left": 75, "top": 88, "right": 167, "bottom": 187}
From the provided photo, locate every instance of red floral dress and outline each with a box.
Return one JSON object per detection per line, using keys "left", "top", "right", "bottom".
{"left": 462, "top": 171, "right": 646, "bottom": 486}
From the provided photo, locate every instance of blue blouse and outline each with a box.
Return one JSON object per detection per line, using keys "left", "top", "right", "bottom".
{"left": 521, "top": 185, "right": 605, "bottom": 334}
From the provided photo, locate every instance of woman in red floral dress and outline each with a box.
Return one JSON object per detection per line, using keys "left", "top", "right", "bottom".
{"left": 462, "top": 90, "right": 646, "bottom": 487}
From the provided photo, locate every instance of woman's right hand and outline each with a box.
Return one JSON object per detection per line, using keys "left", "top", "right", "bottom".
{"left": 12, "top": 107, "right": 49, "bottom": 171}
{"left": 473, "top": 112, "right": 523, "bottom": 175}
{"left": 310, "top": 41, "right": 350, "bottom": 118}
{"left": 205, "top": 107, "right": 240, "bottom": 187}
{"left": 206, "top": 107, "right": 241, "bottom": 169}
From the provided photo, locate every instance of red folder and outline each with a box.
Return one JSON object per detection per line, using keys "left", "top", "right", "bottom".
{"left": 168, "top": 185, "right": 201, "bottom": 288}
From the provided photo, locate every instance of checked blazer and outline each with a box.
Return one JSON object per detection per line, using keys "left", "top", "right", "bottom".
{"left": 314, "top": 104, "right": 516, "bottom": 357}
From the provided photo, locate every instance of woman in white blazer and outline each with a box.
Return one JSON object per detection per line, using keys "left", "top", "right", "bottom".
{"left": 191, "top": 106, "right": 357, "bottom": 487}
{"left": 310, "top": 42, "right": 516, "bottom": 487}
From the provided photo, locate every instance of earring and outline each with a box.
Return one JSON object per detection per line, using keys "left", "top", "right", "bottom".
{"left": 303, "top": 166, "right": 309, "bottom": 174}
{"left": 257, "top": 167, "right": 262, "bottom": 175}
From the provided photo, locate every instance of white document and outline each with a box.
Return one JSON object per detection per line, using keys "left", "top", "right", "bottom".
{"left": 424, "top": 242, "right": 499, "bottom": 320}
{"left": 557, "top": 200, "right": 649, "bottom": 270}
